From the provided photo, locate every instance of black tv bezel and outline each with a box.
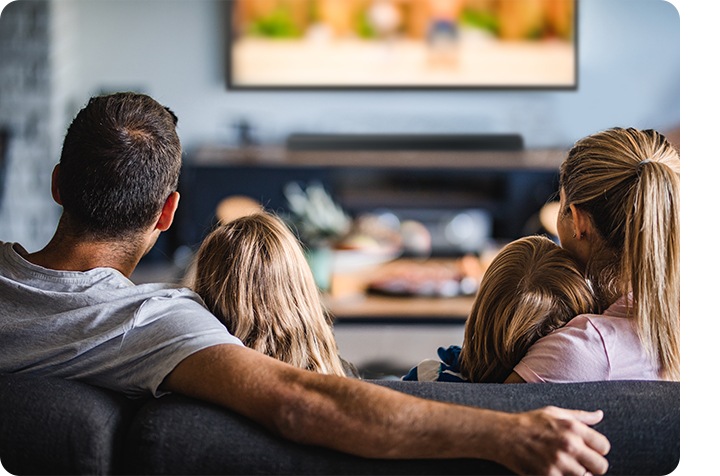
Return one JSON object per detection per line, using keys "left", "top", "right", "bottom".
{"left": 224, "top": 0, "right": 579, "bottom": 92}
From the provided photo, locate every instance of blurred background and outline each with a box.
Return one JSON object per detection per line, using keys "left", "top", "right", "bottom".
{"left": 0, "top": 0, "right": 679, "bottom": 251}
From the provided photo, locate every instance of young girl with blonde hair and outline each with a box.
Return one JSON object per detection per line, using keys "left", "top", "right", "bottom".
{"left": 403, "top": 235, "right": 597, "bottom": 383}
{"left": 510, "top": 127, "right": 680, "bottom": 383}
{"left": 190, "top": 212, "right": 352, "bottom": 377}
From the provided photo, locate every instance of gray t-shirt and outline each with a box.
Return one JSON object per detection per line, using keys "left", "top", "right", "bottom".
{"left": 0, "top": 241, "right": 243, "bottom": 398}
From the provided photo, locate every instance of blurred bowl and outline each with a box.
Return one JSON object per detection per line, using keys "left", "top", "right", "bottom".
{"left": 332, "top": 246, "right": 401, "bottom": 274}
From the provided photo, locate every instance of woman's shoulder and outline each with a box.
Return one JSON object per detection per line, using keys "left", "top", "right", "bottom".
{"left": 515, "top": 314, "right": 611, "bottom": 382}
{"left": 565, "top": 297, "right": 635, "bottom": 335}
{"left": 515, "top": 297, "right": 646, "bottom": 383}
{"left": 531, "top": 313, "right": 605, "bottom": 349}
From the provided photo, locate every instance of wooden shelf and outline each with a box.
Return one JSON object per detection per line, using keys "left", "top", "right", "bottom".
{"left": 325, "top": 293, "right": 473, "bottom": 323}
{"left": 191, "top": 145, "right": 566, "bottom": 171}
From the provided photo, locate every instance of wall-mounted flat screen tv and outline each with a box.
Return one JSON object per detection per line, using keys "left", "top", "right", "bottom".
{"left": 228, "top": 0, "right": 577, "bottom": 90}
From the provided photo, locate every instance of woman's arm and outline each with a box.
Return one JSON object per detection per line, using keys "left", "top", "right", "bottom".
{"left": 163, "top": 344, "right": 610, "bottom": 475}
{"left": 504, "top": 371, "right": 526, "bottom": 383}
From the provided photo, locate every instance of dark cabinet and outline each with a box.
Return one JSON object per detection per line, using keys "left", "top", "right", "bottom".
{"left": 169, "top": 145, "right": 563, "bottom": 258}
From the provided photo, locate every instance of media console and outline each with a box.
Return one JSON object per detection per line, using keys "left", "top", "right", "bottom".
{"left": 171, "top": 142, "right": 564, "bottom": 258}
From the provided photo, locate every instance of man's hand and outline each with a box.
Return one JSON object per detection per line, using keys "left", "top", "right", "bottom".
{"left": 499, "top": 406, "right": 610, "bottom": 476}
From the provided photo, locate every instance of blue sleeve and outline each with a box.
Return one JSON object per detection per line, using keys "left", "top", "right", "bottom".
{"left": 401, "top": 366, "right": 419, "bottom": 381}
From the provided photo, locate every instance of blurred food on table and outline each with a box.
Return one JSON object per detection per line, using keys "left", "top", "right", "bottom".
{"left": 366, "top": 253, "right": 488, "bottom": 298}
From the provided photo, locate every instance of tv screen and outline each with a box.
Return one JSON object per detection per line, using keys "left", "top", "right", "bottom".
{"left": 228, "top": 0, "right": 577, "bottom": 90}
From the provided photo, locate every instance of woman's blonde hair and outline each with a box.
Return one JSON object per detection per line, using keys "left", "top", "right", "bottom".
{"left": 560, "top": 127, "right": 680, "bottom": 380}
{"left": 191, "top": 212, "right": 347, "bottom": 377}
{"left": 459, "top": 235, "right": 597, "bottom": 383}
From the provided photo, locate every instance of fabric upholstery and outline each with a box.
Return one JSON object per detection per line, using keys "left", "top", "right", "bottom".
{"left": 123, "top": 393, "right": 507, "bottom": 475}
{"left": 0, "top": 373, "right": 141, "bottom": 475}
{"left": 124, "top": 380, "right": 679, "bottom": 475}
{"left": 0, "top": 374, "right": 679, "bottom": 475}
{"left": 373, "top": 380, "right": 680, "bottom": 476}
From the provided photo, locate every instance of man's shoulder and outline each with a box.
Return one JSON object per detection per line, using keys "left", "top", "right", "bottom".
{"left": 133, "top": 284, "right": 209, "bottom": 314}
{"left": 0, "top": 250, "right": 209, "bottom": 319}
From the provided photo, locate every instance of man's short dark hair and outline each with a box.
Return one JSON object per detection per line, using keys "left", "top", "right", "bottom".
{"left": 57, "top": 92, "right": 182, "bottom": 238}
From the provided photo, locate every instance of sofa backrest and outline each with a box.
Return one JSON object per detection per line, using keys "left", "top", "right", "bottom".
{"left": 0, "top": 374, "right": 679, "bottom": 475}
{"left": 0, "top": 373, "right": 143, "bottom": 475}
{"left": 374, "top": 379, "right": 680, "bottom": 475}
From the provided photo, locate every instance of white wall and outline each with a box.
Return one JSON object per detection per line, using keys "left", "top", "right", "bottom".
{"left": 56, "top": 0, "right": 679, "bottom": 151}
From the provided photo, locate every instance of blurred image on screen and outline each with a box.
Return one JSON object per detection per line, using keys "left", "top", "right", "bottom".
{"left": 229, "top": 0, "right": 577, "bottom": 89}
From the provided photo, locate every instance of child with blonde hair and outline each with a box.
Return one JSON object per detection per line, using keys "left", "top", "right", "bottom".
{"left": 403, "top": 235, "right": 597, "bottom": 382}
{"left": 190, "top": 211, "right": 354, "bottom": 377}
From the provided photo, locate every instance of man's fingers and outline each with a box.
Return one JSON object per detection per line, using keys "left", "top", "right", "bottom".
{"left": 540, "top": 406, "right": 611, "bottom": 475}
{"left": 582, "top": 422, "right": 611, "bottom": 456}
{"left": 546, "top": 407, "right": 611, "bottom": 456}
{"left": 565, "top": 408, "right": 604, "bottom": 426}
{"left": 575, "top": 419, "right": 611, "bottom": 474}
{"left": 571, "top": 410, "right": 604, "bottom": 425}
{"left": 571, "top": 411, "right": 611, "bottom": 457}
{"left": 577, "top": 449, "right": 610, "bottom": 475}
{"left": 553, "top": 421, "right": 610, "bottom": 476}
{"left": 554, "top": 451, "right": 586, "bottom": 476}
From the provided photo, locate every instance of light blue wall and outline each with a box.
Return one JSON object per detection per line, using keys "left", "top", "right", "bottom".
{"left": 57, "top": 0, "right": 679, "bottom": 151}
{"left": 0, "top": 0, "right": 680, "bottom": 249}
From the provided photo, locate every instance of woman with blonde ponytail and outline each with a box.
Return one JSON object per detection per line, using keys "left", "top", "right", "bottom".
{"left": 190, "top": 211, "right": 355, "bottom": 378}
{"left": 509, "top": 127, "right": 680, "bottom": 383}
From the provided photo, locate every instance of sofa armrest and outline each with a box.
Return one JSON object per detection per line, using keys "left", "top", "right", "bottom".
{"left": 0, "top": 374, "right": 141, "bottom": 475}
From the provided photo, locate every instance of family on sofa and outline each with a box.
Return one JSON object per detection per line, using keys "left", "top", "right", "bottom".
{"left": 0, "top": 92, "right": 679, "bottom": 475}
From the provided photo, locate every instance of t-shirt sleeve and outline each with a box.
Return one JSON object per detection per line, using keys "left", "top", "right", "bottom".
{"left": 513, "top": 316, "right": 610, "bottom": 383}
{"left": 83, "top": 290, "right": 244, "bottom": 398}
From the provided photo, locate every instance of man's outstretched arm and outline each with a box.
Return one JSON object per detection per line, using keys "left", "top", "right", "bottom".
{"left": 162, "top": 344, "right": 610, "bottom": 476}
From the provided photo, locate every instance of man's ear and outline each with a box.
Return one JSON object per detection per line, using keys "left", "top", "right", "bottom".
{"left": 569, "top": 204, "right": 592, "bottom": 239}
{"left": 51, "top": 164, "right": 62, "bottom": 205}
{"left": 156, "top": 192, "right": 180, "bottom": 232}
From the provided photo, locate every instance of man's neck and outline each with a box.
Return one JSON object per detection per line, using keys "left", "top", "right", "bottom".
{"left": 23, "top": 234, "right": 149, "bottom": 278}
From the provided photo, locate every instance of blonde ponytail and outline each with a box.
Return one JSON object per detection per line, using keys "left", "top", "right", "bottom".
{"left": 626, "top": 160, "right": 680, "bottom": 380}
{"left": 560, "top": 128, "right": 680, "bottom": 380}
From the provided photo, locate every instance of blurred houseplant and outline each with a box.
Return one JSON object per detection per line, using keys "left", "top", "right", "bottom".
{"left": 283, "top": 182, "right": 351, "bottom": 291}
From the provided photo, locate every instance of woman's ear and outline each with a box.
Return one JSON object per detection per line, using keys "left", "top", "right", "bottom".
{"left": 569, "top": 204, "right": 592, "bottom": 240}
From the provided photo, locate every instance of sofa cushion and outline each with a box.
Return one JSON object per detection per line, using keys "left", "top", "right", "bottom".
{"left": 0, "top": 374, "right": 142, "bottom": 475}
{"left": 123, "top": 379, "right": 679, "bottom": 475}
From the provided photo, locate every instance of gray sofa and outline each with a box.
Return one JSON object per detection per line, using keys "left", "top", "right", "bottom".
{"left": 0, "top": 373, "right": 679, "bottom": 475}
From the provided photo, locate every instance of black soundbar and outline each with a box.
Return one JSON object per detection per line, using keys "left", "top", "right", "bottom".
{"left": 286, "top": 133, "right": 523, "bottom": 151}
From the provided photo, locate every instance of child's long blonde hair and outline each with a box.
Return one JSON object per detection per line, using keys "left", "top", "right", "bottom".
{"left": 560, "top": 127, "right": 680, "bottom": 380}
{"left": 191, "top": 212, "right": 347, "bottom": 377}
{"left": 459, "top": 235, "right": 597, "bottom": 383}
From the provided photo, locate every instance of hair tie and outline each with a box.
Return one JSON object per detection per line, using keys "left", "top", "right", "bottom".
{"left": 636, "top": 159, "right": 652, "bottom": 173}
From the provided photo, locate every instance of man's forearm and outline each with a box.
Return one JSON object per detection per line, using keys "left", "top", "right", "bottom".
{"left": 271, "top": 371, "right": 609, "bottom": 475}
{"left": 264, "top": 366, "right": 511, "bottom": 460}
